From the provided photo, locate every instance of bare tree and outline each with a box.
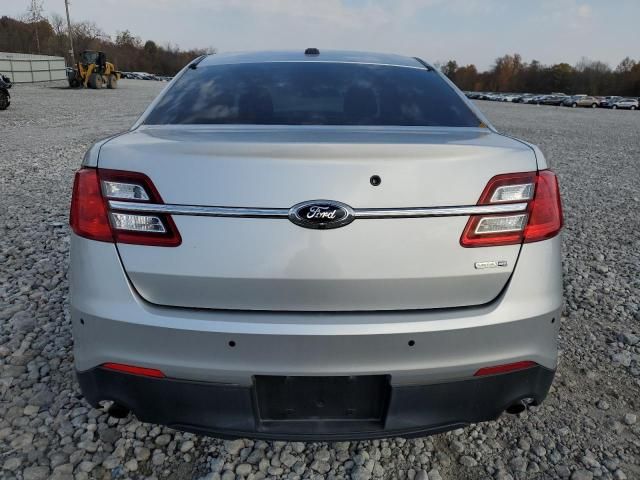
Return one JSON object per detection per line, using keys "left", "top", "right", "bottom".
{"left": 440, "top": 60, "right": 458, "bottom": 80}
{"left": 26, "top": 0, "right": 44, "bottom": 53}
{"left": 615, "top": 57, "right": 636, "bottom": 74}
{"left": 71, "top": 20, "right": 105, "bottom": 52}
{"left": 115, "top": 30, "right": 140, "bottom": 48}
{"left": 47, "top": 13, "right": 66, "bottom": 56}
{"left": 50, "top": 13, "right": 65, "bottom": 36}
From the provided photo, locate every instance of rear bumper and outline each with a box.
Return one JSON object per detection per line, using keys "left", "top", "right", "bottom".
{"left": 71, "top": 235, "right": 562, "bottom": 383}
{"left": 71, "top": 233, "right": 562, "bottom": 437}
{"left": 78, "top": 365, "right": 554, "bottom": 441}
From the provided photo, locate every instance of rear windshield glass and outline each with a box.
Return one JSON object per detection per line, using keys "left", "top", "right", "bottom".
{"left": 144, "top": 62, "right": 481, "bottom": 127}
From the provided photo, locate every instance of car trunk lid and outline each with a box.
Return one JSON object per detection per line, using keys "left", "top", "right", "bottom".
{"left": 98, "top": 126, "right": 536, "bottom": 311}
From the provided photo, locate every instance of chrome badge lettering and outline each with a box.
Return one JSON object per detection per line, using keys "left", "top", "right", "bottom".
{"left": 289, "top": 200, "right": 355, "bottom": 229}
{"left": 306, "top": 206, "right": 338, "bottom": 220}
{"left": 474, "top": 260, "right": 508, "bottom": 270}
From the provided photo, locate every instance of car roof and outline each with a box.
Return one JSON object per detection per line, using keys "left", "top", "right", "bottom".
{"left": 198, "top": 50, "right": 428, "bottom": 70}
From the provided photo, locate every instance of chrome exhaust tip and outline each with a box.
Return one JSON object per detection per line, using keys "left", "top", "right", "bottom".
{"left": 505, "top": 401, "right": 527, "bottom": 415}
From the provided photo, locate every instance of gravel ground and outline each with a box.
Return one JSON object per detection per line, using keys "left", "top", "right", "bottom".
{"left": 1, "top": 81, "right": 639, "bottom": 480}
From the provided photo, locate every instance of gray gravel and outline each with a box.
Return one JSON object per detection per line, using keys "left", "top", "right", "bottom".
{"left": 1, "top": 81, "right": 639, "bottom": 480}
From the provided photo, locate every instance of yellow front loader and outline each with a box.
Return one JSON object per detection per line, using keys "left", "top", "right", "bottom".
{"left": 68, "top": 51, "right": 121, "bottom": 89}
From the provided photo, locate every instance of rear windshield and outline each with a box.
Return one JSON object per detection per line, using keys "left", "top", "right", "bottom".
{"left": 144, "top": 62, "right": 481, "bottom": 127}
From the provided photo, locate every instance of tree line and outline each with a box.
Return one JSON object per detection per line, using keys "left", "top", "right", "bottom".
{"left": 3, "top": 9, "right": 639, "bottom": 94}
{"left": 0, "top": 14, "right": 211, "bottom": 75}
{"left": 439, "top": 54, "right": 640, "bottom": 97}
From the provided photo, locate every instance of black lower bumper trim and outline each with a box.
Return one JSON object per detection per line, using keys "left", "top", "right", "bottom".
{"left": 77, "top": 366, "right": 554, "bottom": 441}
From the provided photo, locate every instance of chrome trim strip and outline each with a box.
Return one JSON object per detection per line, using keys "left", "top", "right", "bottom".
{"left": 109, "top": 201, "right": 528, "bottom": 219}
{"left": 354, "top": 203, "right": 528, "bottom": 218}
{"left": 108, "top": 201, "right": 289, "bottom": 218}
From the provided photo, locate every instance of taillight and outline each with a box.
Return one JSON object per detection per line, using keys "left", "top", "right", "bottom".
{"left": 69, "top": 168, "right": 181, "bottom": 247}
{"left": 69, "top": 169, "right": 113, "bottom": 242}
{"left": 460, "top": 170, "right": 562, "bottom": 247}
{"left": 523, "top": 171, "right": 563, "bottom": 242}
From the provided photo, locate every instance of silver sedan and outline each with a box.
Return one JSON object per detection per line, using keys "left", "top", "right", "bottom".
{"left": 69, "top": 49, "right": 563, "bottom": 440}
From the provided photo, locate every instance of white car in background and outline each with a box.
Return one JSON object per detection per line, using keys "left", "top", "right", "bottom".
{"left": 606, "top": 97, "right": 638, "bottom": 110}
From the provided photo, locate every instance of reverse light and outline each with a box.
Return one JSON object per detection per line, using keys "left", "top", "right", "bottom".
{"left": 69, "top": 168, "right": 181, "bottom": 246}
{"left": 101, "top": 362, "right": 166, "bottom": 378}
{"left": 490, "top": 183, "right": 534, "bottom": 203}
{"left": 110, "top": 212, "right": 167, "bottom": 233}
{"left": 102, "top": 181, "right": 150, "bottom": 201}
{"left": 460, "top": 170, "right": 562, "bottom": 247}
{"left": 475, "top": 214, "right": 527, "bottom": 234}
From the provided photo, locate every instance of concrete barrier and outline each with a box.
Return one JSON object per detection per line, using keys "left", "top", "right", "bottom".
{"left": 0, "top": 52, "right": 67, "bottom": 83}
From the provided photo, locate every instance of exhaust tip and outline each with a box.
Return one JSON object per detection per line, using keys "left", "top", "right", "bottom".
{"left": 505, "top": 401, "right": 526, "bottom": 415}
{"left": 107, "top": 403, "right": 130, "bottom": 419}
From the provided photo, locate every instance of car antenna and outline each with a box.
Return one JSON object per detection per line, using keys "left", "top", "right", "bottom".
{"left": 413, "top": 57, "right": 433, "bottom": 71}
{"left": 188, "top": 55, "right": 207, "bottom": 70}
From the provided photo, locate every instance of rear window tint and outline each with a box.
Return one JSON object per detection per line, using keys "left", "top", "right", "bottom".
{"left": 144, "top": 62, "right": 481, "bottom": 127}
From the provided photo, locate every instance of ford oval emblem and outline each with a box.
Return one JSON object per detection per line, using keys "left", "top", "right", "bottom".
{"left": 288, "top": 200, "right": 355, "bottom": 229}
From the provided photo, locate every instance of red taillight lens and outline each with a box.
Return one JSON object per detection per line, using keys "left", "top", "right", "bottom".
{"left": 70, "top": 169, "right": 113, "bottom": 242}
{"left": 474, "top": 360, "right": 537, "bottom": 376}
{"left": 101, "top": 362, "right": 165, "bottom": 378}
{"left": 69, "top": 168, "right": 181, "bottom": 247}
{"left": 523, "top": 170, "right": 563, "bottom": 243}
{"left": 460, "top": 170, "right": 563, "bottom": 247}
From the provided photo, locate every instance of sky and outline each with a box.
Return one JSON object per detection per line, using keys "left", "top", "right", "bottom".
{"left": 4, "top": 0, "right": 640, "bottom": 70}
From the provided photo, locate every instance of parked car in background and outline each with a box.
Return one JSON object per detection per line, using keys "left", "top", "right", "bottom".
{"left": 121, "top": 72, "right": 138, "bottom": 79}
{"left": 523, "top": 95, "right": 546, "bottom": 104}
{"left": 464, "top": 91, "right": 636, "bottom": 111}
{"left": 513, "top": 94, "right": 535, "bottom": 103}
{"left": 127, "top": 72, "right": 157, "bottom": 80}
{"left": 0, "top": 73, "right": 11, "bottom": 110}
{"left": 541, "top": 95, "right": 569, "bottom": 106}
{"left": 561, "top": 94, "right": 586, "bottom": 105}
{"left": 500, "top": 94, "right": 520, "bottom": 102}
{"left": 563, "top": 95, "right": 599, "bottom": 108}
{"left": 600, "top": 96, "right": 620, "bottom": 107}
{"left": 70, "top": 49, "right": 563, "bottom": 440}
{"left": 605, "top": 97, "right": 638, "bottom": 110}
